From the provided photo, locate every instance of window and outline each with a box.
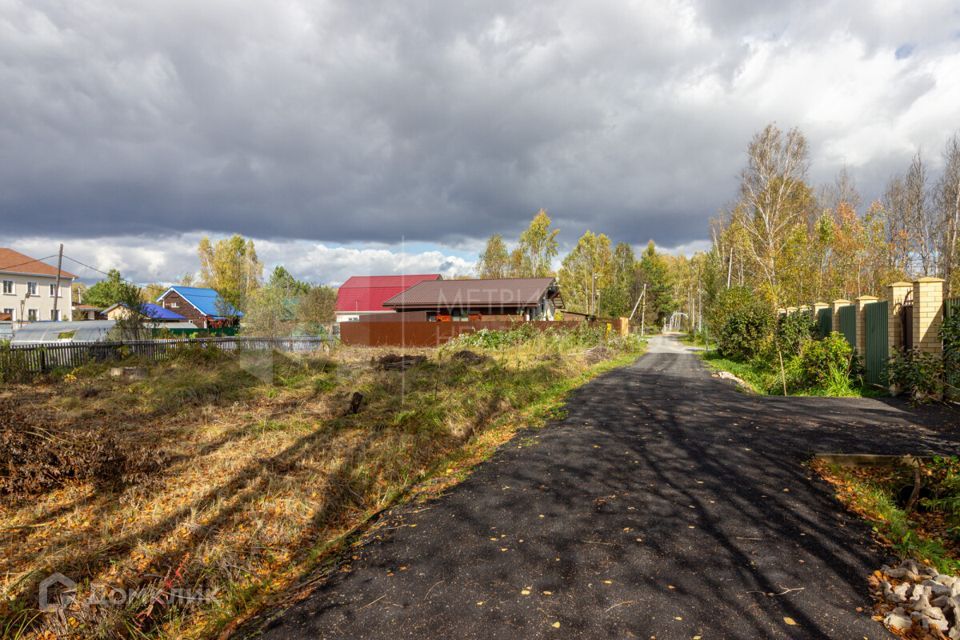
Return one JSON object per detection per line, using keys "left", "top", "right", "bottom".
{"left": 169, "top": 301, "right": 178, "bottom": 308}
{"left": 49, "top": 283, "right": 57, "bottom": 297}
{"left": 50, "top": 309, "right": 58, "bottom": 321}
{"left": 2, "top": 280, "right": 12, "bottom": 294}
{"left": 2, "top": 308, "right": 12, "bottom": 320}
{"left": 28, "top": 309, "right": 38, "bottom": 322}
{"left": 27, "top": 282, "right": 37, "bottom": 296}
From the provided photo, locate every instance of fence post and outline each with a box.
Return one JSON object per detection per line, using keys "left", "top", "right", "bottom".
{"left": 855, "top": 295, "right": 878, "bottom": 355}
{"left": 913, "top": 277, "right": 945, "bottom": 354}
{"left": 832, "top": 299, "right": 851, "bottom": 333}
{"left": 886, "top": 282, "right": 913, "bottom": 354}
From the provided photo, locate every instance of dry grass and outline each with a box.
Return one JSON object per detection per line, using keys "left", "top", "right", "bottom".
{"left": 0, "top": 335, "right": 643, "bottom": 639}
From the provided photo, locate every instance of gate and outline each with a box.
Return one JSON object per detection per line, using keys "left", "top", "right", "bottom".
{"left": 816, "top": 307, "right": 832, "bottom": 338}
{"left": 899, "top": 290, "right": 913, "bottom": 350}
{"left": 838, "top": 305, "right": 856, "bottom": 349}
{"left": 864, "top": 300, "right": 888, "bottom": 386}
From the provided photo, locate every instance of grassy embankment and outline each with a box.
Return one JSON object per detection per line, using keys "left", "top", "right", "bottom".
{"left": 813, "top": 457, "right": 960, "bottom": 575}
{"left": 688, "top": 334, "right": 878, "bottom": 397}
{"left": 0, "top": 326, "right": 643, "bottom": 639}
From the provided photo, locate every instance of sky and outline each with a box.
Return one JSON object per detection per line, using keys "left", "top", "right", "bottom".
{"left": 2, "top": 0, "right": 959, "bottom": 285}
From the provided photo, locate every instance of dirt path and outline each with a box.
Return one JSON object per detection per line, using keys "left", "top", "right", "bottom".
{"left": 248, "top": 336, "right": 960, "bottom": 639}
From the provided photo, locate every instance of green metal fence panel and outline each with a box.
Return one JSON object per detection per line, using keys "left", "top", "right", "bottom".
{"left": 947, "top": 297, "right": 960, "bottom": 319}
{"left": 864, "top": 301, "right": 888, "bottom": 386}
{"left": 817, "top": 307, "right": 832, "bottom": 338}
{"left": 838, "top": 305, "right": 856, "bottom": 349}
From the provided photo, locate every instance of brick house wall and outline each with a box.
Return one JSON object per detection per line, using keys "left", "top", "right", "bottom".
{"left": 159, "top": 290, "right": 210, "bottom": 328}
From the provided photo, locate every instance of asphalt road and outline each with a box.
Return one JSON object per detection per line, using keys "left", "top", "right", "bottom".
{"left": 249, "top": 336, "right": 960, "bottom": 639}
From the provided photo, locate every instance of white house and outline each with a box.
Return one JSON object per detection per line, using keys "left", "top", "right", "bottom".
{"left": 0, "top": 248, "right": 76, "bottom": 324}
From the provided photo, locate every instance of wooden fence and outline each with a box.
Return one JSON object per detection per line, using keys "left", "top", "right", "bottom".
{"left": 339, "top": 320, "right": 604, "bottom": 347}
{"left": 0, "top": 336, "right": 331, "bottom": 374}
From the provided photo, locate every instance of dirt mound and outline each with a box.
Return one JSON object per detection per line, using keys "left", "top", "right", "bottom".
{"left": 374, "top": 354, "right": 428, "bottom": 371}
{"left": 584, "top": 345, "right": 613, "bottom": 363}
{"left": 450, "top": 350, "right": 492, "bottom": 365}
{"left": 0, "top": 400, "right": 169, "bottom": 497}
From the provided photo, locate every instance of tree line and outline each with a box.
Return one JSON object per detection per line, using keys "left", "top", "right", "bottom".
{"left": 690, "top": 123, "right": 960, "bottom": 325}
{"left": 75, "top": 235, "right": 337, "bottom": 336}
{"left": 476, "top": 210, "right": 679, "bottom": 327}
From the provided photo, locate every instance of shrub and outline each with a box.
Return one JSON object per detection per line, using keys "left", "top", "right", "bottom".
{"left": 0, "top": 342, "right": 32, "bottom": 383}
{"left": 776, "top": 311, "right": 816, "bottom": 358}
{"left": 717, "top": 302, "right": 774, "bottom": 361}
{"left": 944, "top": 309, "right": 960, "bottom": 394}
{"left": 888, "top": 349, "right": 945, "bottom": 403}
{"left": 797, "top": 332, "right": 854, "bottom": 392}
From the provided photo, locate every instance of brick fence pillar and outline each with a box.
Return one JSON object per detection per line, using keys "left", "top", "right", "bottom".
{"left": 886, "top": 282, "right": 912, "bottom": 354}
{"left": 856, "top": 296, "right": 878, "bottom": 355}
{"left": 832, "top": 299, "right": 851, "bottom": 333}
{"left": 913, "top": 277, "right": 945, "bottom": 354}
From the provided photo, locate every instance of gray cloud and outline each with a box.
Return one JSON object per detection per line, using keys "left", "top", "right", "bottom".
{"left": 2, "top": 0, "right": 960, "bottom": 251}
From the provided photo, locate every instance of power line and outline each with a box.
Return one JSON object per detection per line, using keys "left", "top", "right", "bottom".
{"left": 62, "top": 255, "right": 119, "bottom": 279}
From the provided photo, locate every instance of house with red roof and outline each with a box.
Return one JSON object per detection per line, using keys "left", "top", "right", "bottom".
{"left": 0, "top": 248, "right": 77, "bottom": 323}
{"left": 335, "top": 274, "right": 441, "bottom": 323}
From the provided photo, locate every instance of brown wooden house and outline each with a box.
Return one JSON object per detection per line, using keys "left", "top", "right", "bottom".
{"left": 382, "top": 277, "right": 563, "bottom": 321}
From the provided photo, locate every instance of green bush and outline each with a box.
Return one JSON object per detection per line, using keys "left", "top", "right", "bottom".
{"left": 797, "top": 332, "right": 854, "bottom": 392}
{"left": 717, "top": 302, "right": 774, "bottom": 361}
{"left": 944, "top": 309, "right": 960, "bottom": 394}
{"left": 888, "top": 349, "right": 945, "bottom": 402}
{"left": 776, "top": 311, "right": 816, "bottom": 358}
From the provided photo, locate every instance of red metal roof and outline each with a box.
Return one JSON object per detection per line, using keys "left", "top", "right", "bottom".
{"left": 0, "top": 248, "right": 77, "bottom": 279}
{"left": 336, "top": 274, "right": 441, "bottom": 313}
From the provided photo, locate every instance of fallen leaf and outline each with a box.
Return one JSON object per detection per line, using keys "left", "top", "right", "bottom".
{"left": 552, "top": 622, "right": 561, "bottom": 629}
{"left": 784, "top": 617, "right": 797, "bottom": 626}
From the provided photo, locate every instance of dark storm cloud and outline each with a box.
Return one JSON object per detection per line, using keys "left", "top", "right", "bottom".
{"left": 2, "top": 0, "right": 959, "bottom": 249}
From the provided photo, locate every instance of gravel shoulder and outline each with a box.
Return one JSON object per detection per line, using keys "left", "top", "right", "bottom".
{"left": 247, "top": 336, "right": 960, "bottom": 640}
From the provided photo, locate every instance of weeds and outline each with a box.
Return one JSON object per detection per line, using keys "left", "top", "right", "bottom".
{"left": 0, "top": 327, "right": 643, "bottom": 640}
{"left": 814, "top": 457, "right": 960, "bottom": 575}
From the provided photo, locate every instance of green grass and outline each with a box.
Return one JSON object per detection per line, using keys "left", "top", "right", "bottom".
{"left": 815, "top": 459, "right": 960, "bottom": 575}
{"left": 699, "top": 350, "right": 874, "bottom": 397}
{"left": 700, "top": 352, "right": 770, "bottom": 394}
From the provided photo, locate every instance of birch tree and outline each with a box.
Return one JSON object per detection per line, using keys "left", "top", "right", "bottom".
{"left": 737, "top": 124, "right": 811, "bottom": 298}
{"left": 558, "top": 231, "right": 612, "bottom": 315}
{"left": 937, "top": 134, "right": 960, "bottom": 293}
{"left": 476, "top": 234, "right": 510, "bottom": 279}
{"left": 904, "top": 153, "right": 937, "bottom": 275}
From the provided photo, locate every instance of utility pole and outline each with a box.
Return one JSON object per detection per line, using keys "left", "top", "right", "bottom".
{"left": 628, "top": 283, "right": 646, "bottom": 320}
{"left": 640, "top": 284, "right": 647, "bottom": 337}
{"left": 590, "top": 271, "right": 596, "bottom": 319}
{"left": 52, "top": 243, "right": 64, "bottom": 321}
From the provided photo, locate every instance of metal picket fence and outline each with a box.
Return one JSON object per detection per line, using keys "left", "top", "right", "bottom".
{"left": 0, "top": 336, "right": 333, "bottom": 374}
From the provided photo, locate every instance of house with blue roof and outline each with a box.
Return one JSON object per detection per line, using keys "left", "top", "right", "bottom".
{"left": 103, "top": 302, "right": 188, "bottom": 323}
{"left": 156, "top": 286, "right": 243, "bottom": 329}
